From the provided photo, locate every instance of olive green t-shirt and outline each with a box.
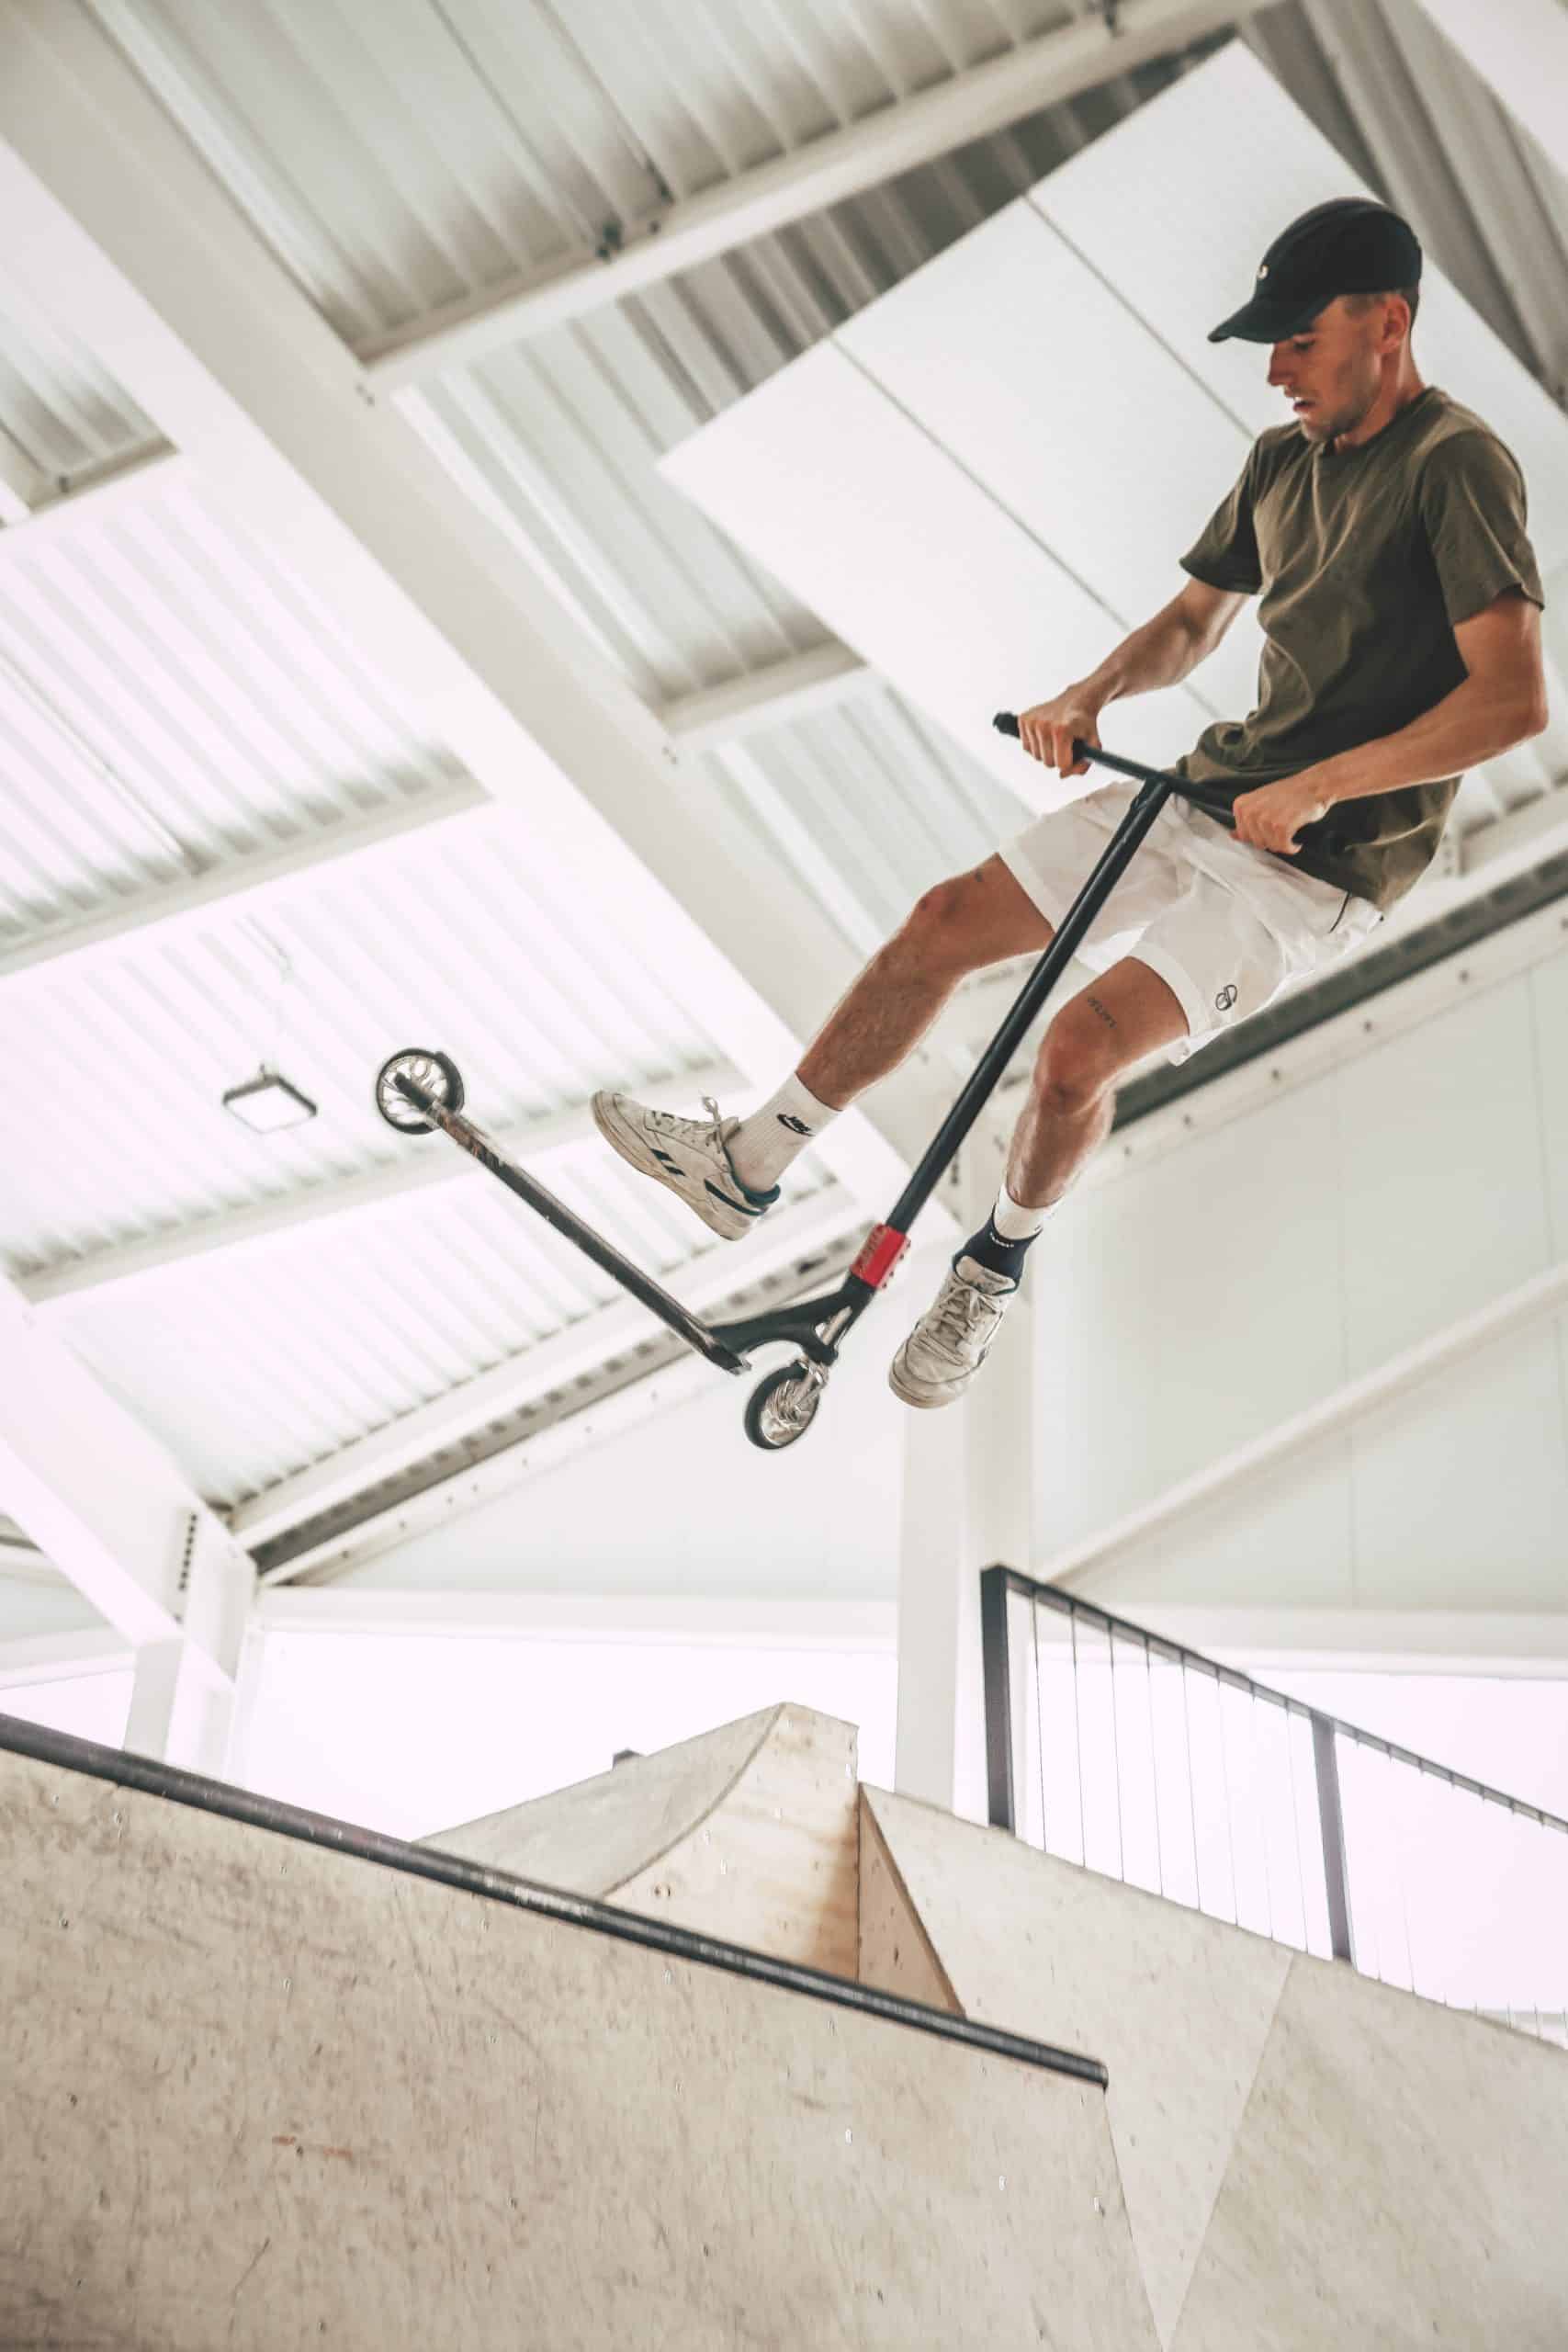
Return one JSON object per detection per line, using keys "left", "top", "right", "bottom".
{"left": 1178, "top": 386, "right": 1545, "bottom": 910}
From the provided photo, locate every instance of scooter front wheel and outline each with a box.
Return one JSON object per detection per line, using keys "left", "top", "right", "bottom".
{"left": 375, "top": 1047, "right": 466, "bottom": 1135}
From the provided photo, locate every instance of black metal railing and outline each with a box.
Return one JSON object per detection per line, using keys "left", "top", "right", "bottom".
{"left": 981, "top": 1567, "right": 1568, "bottom": 2046}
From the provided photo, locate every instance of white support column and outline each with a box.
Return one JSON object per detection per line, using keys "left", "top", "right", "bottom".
{"left": 0, "top": 5, "right": 937, "bottom": 1203}
{"left": 894, "top": 1131, "right": 1035, "bottom": 1821}
{"left": 0, "top": 1275, "right": 254, "bottom": 1772}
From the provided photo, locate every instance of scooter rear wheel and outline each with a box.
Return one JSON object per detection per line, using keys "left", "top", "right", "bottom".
{"left": 744, "top": 1361, "right": 826, "bottom": 1451}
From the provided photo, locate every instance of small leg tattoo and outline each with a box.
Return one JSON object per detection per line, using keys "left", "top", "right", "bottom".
{"left": 1085, "top": 994, "right": 1118, "bottom": 1031}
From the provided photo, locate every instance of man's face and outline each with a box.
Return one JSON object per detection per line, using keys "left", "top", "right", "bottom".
{"left": 1266, "top": 295, "right": 1389, "bottom": 444}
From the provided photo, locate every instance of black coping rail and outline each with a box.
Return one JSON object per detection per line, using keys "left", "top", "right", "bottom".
{"left": 0, "top": 1709, "right": 1109, "bottom": 2091}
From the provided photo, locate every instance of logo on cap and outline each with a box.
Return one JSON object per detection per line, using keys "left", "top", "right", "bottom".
{"left": 1258, "top": 264, "right": 1269, "bottom": 277}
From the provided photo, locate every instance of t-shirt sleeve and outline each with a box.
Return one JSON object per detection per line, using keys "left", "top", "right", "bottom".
{"left": 1418, "top": 431, "right": 1545, "bottom": 627}
{"left": 1179, "top": 448, "right": 1263, "bottom": 594}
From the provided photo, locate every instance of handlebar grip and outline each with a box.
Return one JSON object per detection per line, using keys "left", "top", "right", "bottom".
{"left": 992, "top": 712, "right": 1089, "bottom": 763}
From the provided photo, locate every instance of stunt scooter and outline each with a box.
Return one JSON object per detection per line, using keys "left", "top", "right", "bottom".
{"left": 374, "top": 727, "right": 1174, "bottom": 1452}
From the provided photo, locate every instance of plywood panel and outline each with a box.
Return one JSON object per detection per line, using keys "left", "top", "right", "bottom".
{"left": 1335, "top": 974, "right": 1552, "bottom": 1374}
{"left": 864, "top": 1785, "right": 1292, "bottom": 2352}
{"left": 835, "top": 199, "right": 1265, "bottom": 721}
{"left": 1171, "top": 1955, "right": 1568, "bottom": 2352}
{"left": 662, "top": 343, "right": 1211, "bottom": 797}
{"left": 4, "top": 1743, "right": 1157, "bottom": 2352}
{"left": 1350, "top": 1318, "right": 1568, "bottom": 1608}
{"left": 1032, "top": 45, "right": 1568, "bottom": 566}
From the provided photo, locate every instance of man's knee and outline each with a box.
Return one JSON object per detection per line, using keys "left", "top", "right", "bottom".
{"left": 898, "top": 871, "right": 999, "bottom": 978}
{"left": 1034, "top": 1003, "right": 1125, "bottom": 1118}
{"left": 897, "top": 859, "right": 1050, "bottom": 980}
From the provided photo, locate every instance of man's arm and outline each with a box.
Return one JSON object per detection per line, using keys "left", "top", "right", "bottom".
{"left": 1018, "top": 577, "right": 1249, "bottom": 777}
{"left": 1233, "top": 589, "right": 1549, "bottom": 855}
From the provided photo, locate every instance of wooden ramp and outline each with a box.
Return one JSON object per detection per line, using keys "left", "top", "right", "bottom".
{"left": 1, "top": 1712, "right": 1136, "bottom": 2352}
{"left": 861, "top": 1782, "right": 1568, "bottom": 2351}
{"left": 423, "top": 1702, "right": 861, "bottom": 1977}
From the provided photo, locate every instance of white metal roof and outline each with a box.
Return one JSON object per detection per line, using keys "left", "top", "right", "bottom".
{"left": 1, "top": 0, "right": 1564, "bottom": 1603}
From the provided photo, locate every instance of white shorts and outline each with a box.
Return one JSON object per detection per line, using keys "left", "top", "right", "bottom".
{"left": 999, "top": 782, "right": 1383, "bottom": 1064}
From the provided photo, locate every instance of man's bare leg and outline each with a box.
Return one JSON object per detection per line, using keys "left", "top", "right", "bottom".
{"left": 592, "top": 855, "right": 1054, "bottom": 1235}
{"left": 890, "top": 956, "right": 1190, "bottom": 1408}
{"left": 792, "top": 854, "right": 1055, "bottom": 1107}
{"left": 1002, "top": 955, "right": 1190, "bottom": 1208}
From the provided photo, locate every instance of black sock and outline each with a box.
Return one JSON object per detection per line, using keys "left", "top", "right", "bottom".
{"left": 957, "top": 1216, "right": 1036, "bottom": 1284}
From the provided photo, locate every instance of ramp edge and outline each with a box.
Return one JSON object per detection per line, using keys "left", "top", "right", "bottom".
{"left": 0, "top": 1710, "right": 1108, "bottom": 2088}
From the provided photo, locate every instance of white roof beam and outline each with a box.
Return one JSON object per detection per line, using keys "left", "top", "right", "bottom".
{"left": 0, "top": 426, "right": 44, "bottom": 521}
{"left": 358, "top": 0, "right": 1272, "bottom": 389}
{"left": 0, "top": 1627, "right": 134, "bottom": 1689}
{"left": 0, "top": 6, "right": 930, "bottom": 1205}
{"left": 1042, "top": 1253, "right": 1568, "bottom": 1590}
{"left": 0, "top": 1275, "right": 254, "bottom": 1677}
{"left": 660, "top": 643, "right": 876, "bottom": 756}
{"left": 22, "top": 1062, "right": 745, "bottom": 1310}
{"left": 1407, "top": 0, "right": 1568, "bottom": 175}
{"left": 255, "top": 1589, "right": 895, "bottom": 1651}
{"left": 233, "top": 1190, "right": 859, "bottom": 1558}
{"left": 0, "top": 442, "right": 182, "bottom": 556}
{"left": 1457, "top": 775, "right": 1568, "bottom": 886}
{"left": 0, "top": 778, "right": 490, "bottom": 1002}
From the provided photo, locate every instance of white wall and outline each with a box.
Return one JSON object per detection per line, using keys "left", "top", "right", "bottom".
{"left": 1046, "top": 931, "right": 1568, "bottom": 1619}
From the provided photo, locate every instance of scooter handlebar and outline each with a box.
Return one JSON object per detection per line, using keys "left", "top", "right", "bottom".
{"left": 992, "top": 711, "right": 1088, "bottom": 762}
{"left": 991, "top": 715, "right": 1181, "bottom": 796}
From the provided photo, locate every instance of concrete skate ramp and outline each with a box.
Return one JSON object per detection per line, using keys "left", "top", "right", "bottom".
{"left": 863, "top": 1786, "right": 1568, "bottom": 2349}
{"left": 1, "top": 1716, "right": 1156, "bottom": 2352}
{"left": 424, "top": 1703, "right": 858, "bottom": 1975}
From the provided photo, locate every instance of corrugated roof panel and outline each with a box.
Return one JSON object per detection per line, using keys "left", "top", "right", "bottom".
{"left": 399, "top": 115, "right": 1120, "bottom": 703}
{"left": 62, "top": 1139, "right": 840, "bottom": 1504}
{"left": 87, "top": 0, "right": 1079, "bottom": 344}
{"left": 0, "top": 808, "right": 724, "bottom": 1275}
{"left": 705, "top": 682, "right": 1031, "bottom": 949}
{"left": 0, "top": 469, "right": 471, "bottom": 939}
{"left": 0, "top": 274, "right": 159, "bottom": 484}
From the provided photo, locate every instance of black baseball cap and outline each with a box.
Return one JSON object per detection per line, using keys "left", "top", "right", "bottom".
{"left": 1208, "top": 198, "right": 1423, "bottom": 345}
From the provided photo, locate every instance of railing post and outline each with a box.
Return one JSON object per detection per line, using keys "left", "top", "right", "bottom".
{"left": 1311, "top": 1713, "right": 1356, "bottom": 1965}
{"left": 979, "top": 1565, "right": 1016, "bottom": 1833}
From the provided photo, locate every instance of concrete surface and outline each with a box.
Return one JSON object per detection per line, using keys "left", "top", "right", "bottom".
{"left": 2, "top": 1736, "right": 1156, "bottom": 2351}
{"left": 425, "top": 1702, "right": 859, "bottom": 1975}
{"left": 864, "top": 1783, "right": 1568, "bottom": 2350}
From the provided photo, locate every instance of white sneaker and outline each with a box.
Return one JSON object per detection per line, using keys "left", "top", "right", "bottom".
{"left": 591, "top": 1091, "right": 779, "bottom": 1242}
{"left": 888, "top": 1255, "right": 1018, "bottom": 1409}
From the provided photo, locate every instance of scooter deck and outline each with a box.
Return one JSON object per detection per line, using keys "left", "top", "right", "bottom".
{"left": 390, "top": 1076, "right": 750, "bottom": 1374}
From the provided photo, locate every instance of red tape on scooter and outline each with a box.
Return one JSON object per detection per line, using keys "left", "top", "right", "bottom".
{"left": 850, "top": 1224, "right": 909, "bottom": 1291}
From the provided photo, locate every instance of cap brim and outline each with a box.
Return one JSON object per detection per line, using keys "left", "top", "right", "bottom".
{"left": 1207, "top": 293, "right": 1325, "bottom": 345}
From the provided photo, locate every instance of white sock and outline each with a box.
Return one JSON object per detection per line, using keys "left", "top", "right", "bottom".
{"left": 991, "top": 1183, "right": 1051, "bottom": 1242}
{"left": 728, "top": 1071, "right": 840, "bottom": 1190}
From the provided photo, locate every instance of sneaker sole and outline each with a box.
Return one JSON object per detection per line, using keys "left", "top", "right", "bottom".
{"left": 591, "top": 1092, "right": 749, "bottom": 1242}
{"left": 886, "top": 1352, "right": 969, "bottom": 1409}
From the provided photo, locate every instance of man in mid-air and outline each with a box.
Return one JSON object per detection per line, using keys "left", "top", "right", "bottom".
{"left": 595, "top": 198, "right": 1548, "bottom": 1408}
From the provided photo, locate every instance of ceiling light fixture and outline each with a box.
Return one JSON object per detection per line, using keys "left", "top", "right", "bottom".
{"left": 221, "top": 1066, "right": 318, "bottom": 1134}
